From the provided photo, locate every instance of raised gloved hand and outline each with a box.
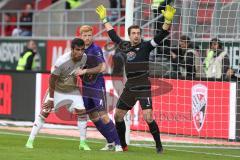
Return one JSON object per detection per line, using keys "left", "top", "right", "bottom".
{"left": 161, "top": 5, "right": 176, "bottom": 24}
{"left": 96, "top": 5, "right": 108, "bottom": 23}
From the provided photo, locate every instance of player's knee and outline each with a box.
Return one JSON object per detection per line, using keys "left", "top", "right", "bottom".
{"left": 143, "top": 113, "right": 153, "bottom": 123}
{"left": 114, "top": 112, "right": 124, "bottom": 122}
{"left": 98, "top": 111, "right": 110, "bottom": 124}
{"left": 88, "top": 114, "right": 98, "bottom": 122}
{"left": 40, "top": 110, "right": 50, "bottom": 118}
{"left": 88, "top": 112, "right": 100, "bottom": 122}
{"left": 78, "top": 114, "right": 88, "bottom": 121}
{"left": 74, "top": 109, "right": 86, "bottom": 115}
{"left": 101, "top": 115, "right": 110, "bottom": 124}
{"left": 114, "top": 109, "right": 127, "bottom": 122}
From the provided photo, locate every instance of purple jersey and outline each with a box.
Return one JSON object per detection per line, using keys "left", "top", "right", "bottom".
{"left": 82, "top": 43, "right": 106, "bottom": 112}
{"left": 85, "top": 43, "right": 105, "bottom": 68}
{"left": 82, "top": 43, "right": 105, "bottom": 87}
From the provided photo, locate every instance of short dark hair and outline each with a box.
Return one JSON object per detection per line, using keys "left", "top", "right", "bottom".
{"left": 71, "top": 38, "right": 85, "bottom": 49}
{"left": 180, "top": 35, "right": 191, "bottom": 42}
{"left": 180, "top": 35, "right": 192, "bottom": 47}
{"left": 210, "top": 38, "right": 222, "bottom": 49}
{"left": 128, "top": 25, "right": 142, "bottom": 36}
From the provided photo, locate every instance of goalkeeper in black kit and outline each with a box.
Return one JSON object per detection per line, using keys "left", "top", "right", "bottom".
{"left": 96, "top": 5, "right": 176, "bottom": 154}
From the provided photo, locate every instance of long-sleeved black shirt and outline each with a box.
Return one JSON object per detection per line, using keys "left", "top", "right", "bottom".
{"left": 107, "top": 28, "right": 169, "bottom": 88}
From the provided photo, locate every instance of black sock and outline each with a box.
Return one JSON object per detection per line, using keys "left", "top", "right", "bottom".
{"left": 115, "top": 121, "right": 127, "bottom": 147}
{"left": 148, "top": 120, "right": 162, "bottom": 148}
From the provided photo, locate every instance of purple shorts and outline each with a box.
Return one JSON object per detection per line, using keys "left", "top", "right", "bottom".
{"left": 82, "top": 85, "right": 106, "bottom": 113}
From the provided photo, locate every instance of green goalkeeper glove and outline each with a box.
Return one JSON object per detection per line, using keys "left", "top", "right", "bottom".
{"left": 161, "top": 5, "right": 176, "bottom": 24}
{"left": 96, "top": 5, "right": 108, "bottom": 24}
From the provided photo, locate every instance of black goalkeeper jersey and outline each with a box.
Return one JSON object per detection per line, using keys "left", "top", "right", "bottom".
{"left": 108, "top": 28, "right": 169, "bottom": 88}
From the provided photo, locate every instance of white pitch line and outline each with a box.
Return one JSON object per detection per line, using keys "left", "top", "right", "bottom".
{"left": 1, "top": 131, "right": 240, "bottom": 159}
{"left": 131, "top": 144, "right": 240, "bottom": 158}
{"left": 162, "top": 144, "right": 240, "bottom": 150}
{"left": 131, "top": 143, "right": 240, "bottom": 150}
{"left": 167, "top": 148, "right": 240, "bottom": 158}
{"left": 0, "top": 131, "right": 102, "bottom": 144}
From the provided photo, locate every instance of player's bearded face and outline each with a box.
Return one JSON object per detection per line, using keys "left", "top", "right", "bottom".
{"left": 129, "top": 29, "right": 141, "bottom": 45}
{"left": 72, "top": 45, "right": 85, "bottom": 61}
{"left": 81, "top": 31, "right": 93, "bottom": 47}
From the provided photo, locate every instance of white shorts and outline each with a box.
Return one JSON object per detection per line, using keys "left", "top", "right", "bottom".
{"left": 44, "top": 90, "right": 85, "bottom": 113}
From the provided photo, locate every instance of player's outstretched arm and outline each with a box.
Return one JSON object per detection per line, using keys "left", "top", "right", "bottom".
{"left": 96, "top": 5, "right": 122, "bottom": 44}
{"left": 150, "top": 5, "right": 176, "bottom": 47}
{"left": 161, "top": 5, "right": 176, "bottom": 30}
{"left": 96, "top": 5, "right": 113, "bottom": 31}
{"left": 76, "top": 63, "right": 106, "bottom": 76}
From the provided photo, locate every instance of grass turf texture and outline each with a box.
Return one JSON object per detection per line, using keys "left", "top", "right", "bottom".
{"left": 0, "top": 130, "right": 240, "bottom": 160}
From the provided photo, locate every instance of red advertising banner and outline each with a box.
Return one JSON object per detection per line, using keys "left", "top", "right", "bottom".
{"left": 39, "top": 74, "right": 230, "bottom": 139}
{"left": 131, "top": 79, "right": 230, "bottom": 139}
{"left": 0, "top": 75, "right": 12, "bottom": 115}
{"left": 46, "top": 40, "right": 68, "bottom": 71}
{"left": 0, "top": 73, "right": 36, "bottom": 120}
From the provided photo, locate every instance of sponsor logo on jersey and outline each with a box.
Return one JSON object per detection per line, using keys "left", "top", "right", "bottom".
{"left": 192, "top": 84, "right": 208, "bottom": 132}
{"left": 126, "top": 51, "right": 136, "bottom": 61}
{"left": 97, "top": 51, "right": 102, "bottom": 57}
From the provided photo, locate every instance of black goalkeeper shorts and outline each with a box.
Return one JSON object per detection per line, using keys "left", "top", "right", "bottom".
{"left": 116, "top": 87, "right": 152, "bottom": 110}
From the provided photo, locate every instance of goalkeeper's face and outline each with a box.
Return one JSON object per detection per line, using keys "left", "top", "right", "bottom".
{"left": 129, "top": 29, "right": 141, "bottom": 46}
{"left": 80, "top": 31, "right": 93, "bottom": 47}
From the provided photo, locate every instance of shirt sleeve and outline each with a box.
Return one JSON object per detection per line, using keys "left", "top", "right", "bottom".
{"left": 145, "top": 29, "right": 169, "bottom": 51}
{"left": 51, "top": 58, "right": 62, "bottom": 75}
{"left": 153, "top": 29, "right": 169, "bottom": 45}
{"left": 107, "top": 29, "right": 122, "bottom": 44}
{"left": 94, "top": 47, "right": 105, "bottom": 64}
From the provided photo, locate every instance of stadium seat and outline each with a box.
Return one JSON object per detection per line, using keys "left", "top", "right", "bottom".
{"left": 197, "top": 0, "right": 215, "bottom": 25}
{"left": 144, "top": 0, "right": 151, "bottom": 4}
{"left": 197, "top": 8, "right": 214, "bottom": 25}
{"left": 36, "top": 0, "right": 53, "bottom": 10}
{"left": 221, "top": 0, "right": 233, "bottom": 5}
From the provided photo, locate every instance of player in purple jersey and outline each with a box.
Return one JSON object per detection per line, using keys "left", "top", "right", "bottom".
{"left": 76, "top": 25, "right": 122, "bottom": 152}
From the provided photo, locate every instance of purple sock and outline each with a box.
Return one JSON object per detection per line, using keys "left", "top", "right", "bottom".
{"left": 104, "top": 120, "right": 121, "bottom": 145}
{"left": 94, "top": 119, "right": 121, "bottom": 145}
{"left": 94, "top": 119, "right": 112, "bottom": 143}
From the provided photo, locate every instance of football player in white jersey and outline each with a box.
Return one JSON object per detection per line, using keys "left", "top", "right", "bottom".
{"left": 25, "top": 38, "right": 91, "bottom": 150}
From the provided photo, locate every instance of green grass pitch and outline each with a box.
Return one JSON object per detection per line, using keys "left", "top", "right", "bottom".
{"left": 0, "top": 130, "right": 240, "bottom": 160}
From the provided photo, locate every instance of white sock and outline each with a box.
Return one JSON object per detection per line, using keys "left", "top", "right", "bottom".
{"left": 77, "top": 114, "right": 88, "bottom": 141}
{"left": 28, "top": 115, "right": 45, "bottom": 141}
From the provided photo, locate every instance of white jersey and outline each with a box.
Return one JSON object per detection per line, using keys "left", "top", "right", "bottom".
{"left": 51, "top": 52, "right": 87, "bottom": 92}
